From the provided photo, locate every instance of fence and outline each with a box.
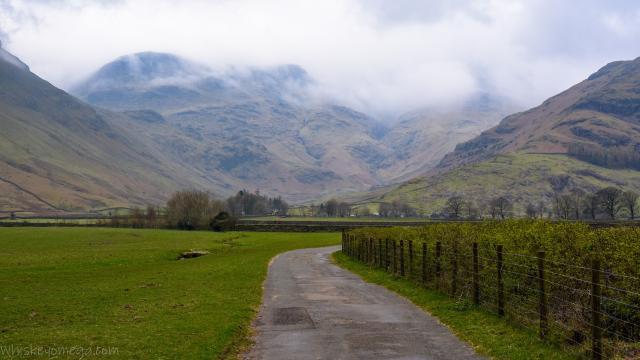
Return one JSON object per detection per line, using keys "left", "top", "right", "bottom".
{"left": 341, "top": 229, "right": 640, "bottom": 359}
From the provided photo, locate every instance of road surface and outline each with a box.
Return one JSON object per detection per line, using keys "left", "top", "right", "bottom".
{"left": 247, "top": 246, "right": 484, "bottom": 359}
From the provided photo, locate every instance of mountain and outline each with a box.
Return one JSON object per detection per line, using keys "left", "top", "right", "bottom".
{"left": 439, "top": 57, "right": 640, "bottom": 171}
{"left": 72, "top": 52, "right": 511, "bottom": 203}
{"left": 378, "top": 94, "right": 518, "bottom": 181}
{"left": 0, "top": 47, "right": 213, "bottom": 213}
{"left": 355, "top": 57, "right": 640, "bottom": 215}
{"left": 71, "top": 52, "right": 393, "bottom": 203}
{"left": 0, "top": 48, "right": 515, "bottom": 212}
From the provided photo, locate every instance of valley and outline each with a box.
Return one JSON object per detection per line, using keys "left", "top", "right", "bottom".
{"left": 0, "top": 48, "right": 514, "bottom": 212}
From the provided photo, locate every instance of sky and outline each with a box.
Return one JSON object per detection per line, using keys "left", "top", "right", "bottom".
{"left": 1, "top": 0, "right": 640, "bottom": 119}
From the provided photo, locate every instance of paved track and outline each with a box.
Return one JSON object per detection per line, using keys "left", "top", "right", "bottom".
{"left": 247, "top": 246, "right": 484, "bottom": 360}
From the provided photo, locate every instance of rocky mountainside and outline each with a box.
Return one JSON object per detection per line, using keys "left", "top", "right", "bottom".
{"left": 72, "top": 52, "right": 394, "bottom": 203}
{"left": 0, "top": 47, "right": 513, "bottom": 211}
{"left": 71, "top": 52, "right": 511, "bottom": 203}
{"left": 355, "top": 57, "right": 640, "bottom": 215}
{"left": 379, "top": 94, "right": 518, "bottom": 181}
{"left": 438, "top": 57, "right": 640, "bottom": 171}
{"left": 0, "top": 49, "right": 215, "bottom": 213}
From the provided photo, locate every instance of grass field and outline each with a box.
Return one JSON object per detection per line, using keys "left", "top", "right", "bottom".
{"left": 333, "top": 252, "right": 579, "bottom": 360}
{"left": 0, "top": 228, "right": 339, "bottom": 359}
{"left": 241, "top": 216, "right": 430, "bottom": 222}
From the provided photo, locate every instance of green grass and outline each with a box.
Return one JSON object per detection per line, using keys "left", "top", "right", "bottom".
{"left": 332, "top": 251, "right": 579, "bottom": 360}
{"left": 0, "top": 228, "right": 339, "bottom": 359}
{"left": 242, "top": 216, "right": 431, "bottom": 222}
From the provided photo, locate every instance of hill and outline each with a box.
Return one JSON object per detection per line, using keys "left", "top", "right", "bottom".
{"left": 354, "top": 57, "right": 640, "bottom": 215}
{"left": 0, "top": 48, "right": 213, "bottom": 213}
{"left": 72, "top": 52, "right": 511, "bottom": 203}
{"left": 439, "top": 57, "right": 640, "bottom": 171}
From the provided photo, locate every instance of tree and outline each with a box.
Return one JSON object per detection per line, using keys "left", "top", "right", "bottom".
{"left": 621, "top": 191, "right": 639, "bottom": 219}
{"left": 337, "top": 202, "right": 352, "bottom": 217}
{"left": 444, "top": 195, "right": 465, "bottom": 219}
{"left": 525, "top": 203, "right": 538, "bottom": 219}
{"left": 378, "top": 201, "right": 416, "bottom": 218}
{"left": 596, "top": 187, "right": 622, "bottom": 219}
{"left": 145, "top": 205, "right": 158, "bottom": 228}
{"left": 167, "top": 190, "right": 220, "bottom": 230}
{"left": 582, "top": 193, "right": 599, "bottom": 220}
{"left": 489, "top": 197, "right": 512, "bottom": 220}
{"left": 553, "top": 193, "right": 573, "bottom": 220}
{"left": 570, "top": 189, "right": 585, "bottom": 219}
{"left": 325, "top": 199, "right": 339, "bottom": 217}
{"left": 378, "top": 202, "right": 393, "bottom": 217}
{"left": 225, "top": 190, "right": 288, "bottom": 216}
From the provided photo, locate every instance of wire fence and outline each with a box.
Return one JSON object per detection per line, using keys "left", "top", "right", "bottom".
{"left": 342, "top": 229, "right": 640, "bottom": 360}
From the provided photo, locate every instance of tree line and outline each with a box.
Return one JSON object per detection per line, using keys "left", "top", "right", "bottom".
{"left": 568, "top": 143, "right": 640, "bottom": 170}
{"left": 308, "top": 199, "right": 417, "bottom": 218}
{"left": 442, "top": 187, "right": 639, "bottom": 220}
{"left": 121, "top": 189, "right": 289, "bottom": 230}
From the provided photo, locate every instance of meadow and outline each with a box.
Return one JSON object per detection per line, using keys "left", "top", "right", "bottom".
{"left": 0, "top": 228, "right": 339, "bottom": 359}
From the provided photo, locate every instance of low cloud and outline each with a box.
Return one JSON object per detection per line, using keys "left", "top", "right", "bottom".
{"left": 2, "top": 0, "right": 640, "bottom": 119}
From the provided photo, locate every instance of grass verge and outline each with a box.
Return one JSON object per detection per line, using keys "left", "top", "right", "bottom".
{"left": 0, "top": 227, "right": 339, "bottom": 359}
{"left": 332, "top": 251, "right": 580, "bottom": 360}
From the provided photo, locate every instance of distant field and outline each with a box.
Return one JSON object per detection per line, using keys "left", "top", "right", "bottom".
{"left": 242, "top": 216, "right": 431, "bottom": 222}
{"left": 0, "top": 218, "right": 101, "bottom": 224}
{"left": 0, "top": 228, "right": 339, "bottom": 359}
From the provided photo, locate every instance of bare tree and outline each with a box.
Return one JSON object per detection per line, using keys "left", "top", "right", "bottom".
{"left": 583, "top": 193, "right": 599, "bottom": 220}
{"left": 444, "top": 195, "right": 465, "bottom": 219}
{"left": 525, "top": 203, "right": 538, "bottom": 218}
{"left": 553, "top": 193, "right": 573, "bottom": 220}
{"left": 489, "top": 197, "right": 512, "bottom": 220}
{"left": 167, "top": 190, "right": 221, "bottom": 230}
{"left": 325, "top": 199, "right": 339, "bottom": 217}
{"left": 570, "top": 189, "right": 585, "bottom": 219}
{"left": 621, "top": 191, "right": 639, "bottom": 219}
{"left": 536, "top": 201, "right": 547, "bottom": 219}
{"left": 596, "top": 187, "right": 622, "bottom": 219}
{"left": 337, "top": 202, "right": 352, "bottom": 217}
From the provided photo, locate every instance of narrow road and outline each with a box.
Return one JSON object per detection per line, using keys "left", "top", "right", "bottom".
{"left": 247, "top": 246, "right": 484, "bottom": 360}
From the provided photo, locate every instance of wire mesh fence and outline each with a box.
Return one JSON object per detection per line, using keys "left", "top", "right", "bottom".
{"left": 342, "top": 222, "right": 640, "bottom": 360}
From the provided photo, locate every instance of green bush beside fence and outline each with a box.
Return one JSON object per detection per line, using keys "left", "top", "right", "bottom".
{"left": 342, "top": 221, "right": 640, "bottom": 359}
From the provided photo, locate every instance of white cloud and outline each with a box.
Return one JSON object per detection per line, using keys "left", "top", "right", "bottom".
{"left": 1, "top": 0, "right": 640, "bottom": 119}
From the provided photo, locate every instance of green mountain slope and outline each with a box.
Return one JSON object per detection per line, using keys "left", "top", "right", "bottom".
{"left": 355, "top": 153, "right": 640, "bottom": 215}
{"left": 0, "top": 49, "right": 213, "bottom": 213}
{"left": 439, "top": 57, "right": 640, "bottom": 171}
{"left": 352, "top": 57, "right": 640, "bottom": 215}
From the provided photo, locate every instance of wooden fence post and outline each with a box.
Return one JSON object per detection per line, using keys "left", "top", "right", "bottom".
{"left": 473, "top": 242, "right": 479, "bottom": 305}
{"left": 341, "top": 229, "right": 345, "bottom": 251}
{"left": 537, "top": 250, "right": 548, "bottom": 339}
{"left": 391, "top": 239, "right": 398, "bottom": 274}
{"left": 591, "top": 259, "right": 602, "bottom": 360}
{"left": 400, "top": 240, "right": 405, "bottom": 277}
{"left": 378, "top": 238, "right": 382, "bottom": 268}
{"left": 497, "top": 245, "right": 504, "bottom": 316}
{"left": 422, "top": 242, "right": 427, "bottom": 285}
{"left": 408, "top": 240, "right": 413, "bottom": 279}
{"left": 452, "top": 244, "right": 458, "bottom": 296}
{"left": 436, "top": 242, "right": 442, "bottom": 287}
{"left": 369, "top": 238, "right": 374, "bottom": 265}
{"left": 385, "top": 239, "right": 390, "bottom": 270}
